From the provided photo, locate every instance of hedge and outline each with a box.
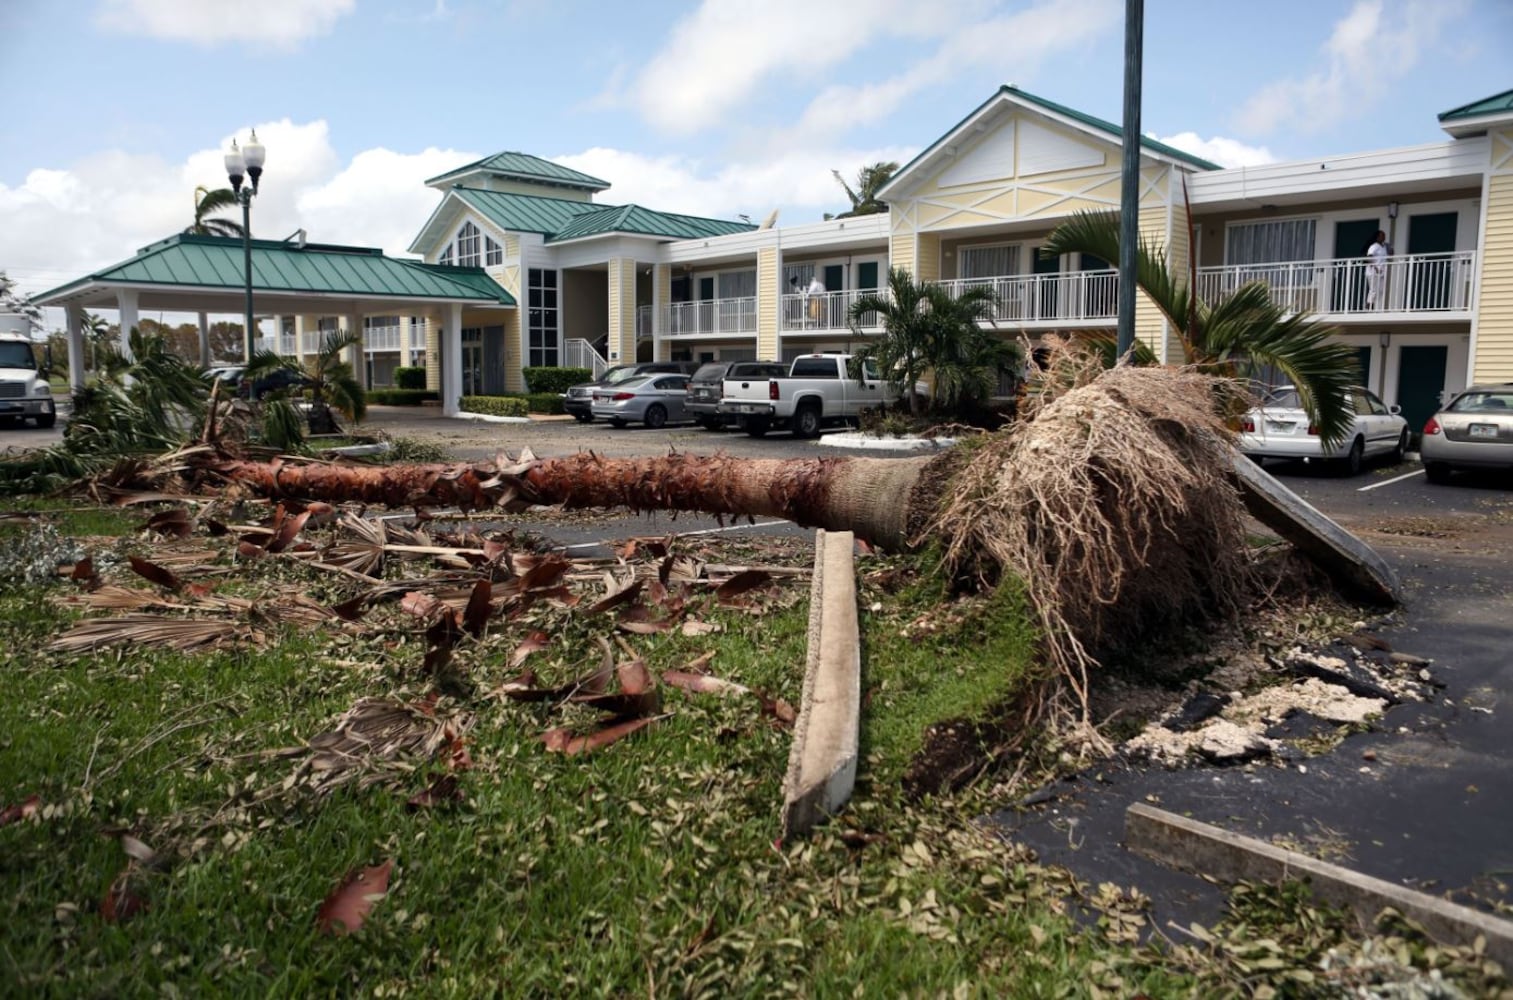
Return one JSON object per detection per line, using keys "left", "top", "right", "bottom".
{"left": 368, "top": 389, "right": 438, "bottom": 406}
{"left": 394, "top": 366, "right": 427, "bottom": 390}
{"left": 522, "top": 367, "right": 592, "bottom": 394}
{"left": 523, "top": 392, "right": 565, "bottom": 414}
{"left": 460, "top": 395, "right": 529, "bottom": 418}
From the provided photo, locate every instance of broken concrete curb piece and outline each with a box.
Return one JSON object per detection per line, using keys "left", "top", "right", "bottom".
{"left": 1125, "top": 803, "right": 1513, "bottom": 969}
{"left": 781, "top": 530, "right": 861, "bottom": 838}
{"left": 1232, "top": 452, "right": 1402, "bottom": 605}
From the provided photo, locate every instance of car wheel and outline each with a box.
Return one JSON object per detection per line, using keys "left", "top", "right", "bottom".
{"left": 0, "top": 415, "right": 17, "bottom": 429}
{"left": 1340, "top": 437, "right": 1364, "bottom": 476}
{"left": 34, "top": 412, "right": 56, "bottom": 429}
{"left": 698, "top": 416, "right": 723, "bottom": 431}
{"left": 609, "top": 418, "right": 628, "bottom": 429}
{"left": 793, "top": 404, "right": 822, "bottom": 440}
{"left": 744, "top": 417, "right": 770, "bottom": 438}
{"left": 644, "top": 404, "right": 668, "bottom": 430}
{"left": 1424, "top": 462, "right": 1452, "bottom": 485}
{"left": 1391, "top": 429, "right": 1408, "bottom": 465}
{"left": 573, "top": 412, "right": 594, "bottom": 423}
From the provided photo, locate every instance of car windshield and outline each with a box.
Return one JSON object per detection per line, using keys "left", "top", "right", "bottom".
{"left": 1263, "top": 388, "right": 1304, "bottom": 409}
{"left": 1448, "top": 390, "right": 1513, "bottom": 413}
{"left": 602, "top": 366, "right": 644, "bottom": 385}
{"left": 0, "top": 341, "right": 37, "bottom": 369}
{"left": 691, "top": 363, "right": 727, "bottom": 382}
{"left": 612, "top": 376, "right": 653, "bottom": 390}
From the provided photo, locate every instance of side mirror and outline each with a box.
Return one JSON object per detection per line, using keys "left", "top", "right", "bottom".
{"left": 1388, "top": 404, "right": 1402, "bottom": 415}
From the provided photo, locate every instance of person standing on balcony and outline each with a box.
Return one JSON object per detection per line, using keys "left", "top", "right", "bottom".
{"left": 1365, "top": 230, "right": 1389, "bottom": 309}
{"left": 806, "top": 274, "right": 826, "bottom": 327}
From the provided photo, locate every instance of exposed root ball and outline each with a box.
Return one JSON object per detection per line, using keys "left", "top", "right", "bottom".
{"left": 932, "top": 365, "right": 1252, "bottom": 710}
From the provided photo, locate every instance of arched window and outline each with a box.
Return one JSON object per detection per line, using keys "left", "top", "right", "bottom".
{"left": 457, "top": 221, "right": 481, "bottom": 267}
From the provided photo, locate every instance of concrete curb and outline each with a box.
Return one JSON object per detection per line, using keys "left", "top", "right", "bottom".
{"left": 781, "top": 529, "right": 861, "bottom": 837}
{"left": 817, "top": 433, "right": 958, "bottom": 451}
{"left": 1125, "top": 803, "right": 1513, "bottom": 968}
{"left": 452, "top": 413, "right": 532, "bottom": 424}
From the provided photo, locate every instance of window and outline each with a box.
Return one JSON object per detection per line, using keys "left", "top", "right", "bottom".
{"left": 960, "top": 244, "right": 1020, "bottom": 279}
{"left": 485, "top": 236, "right": 502, "bottom": 267}
{"left": 716, "top": 270, "right": 756, "bottom": 298}
{"left": 527, "top": 268, "right": 559, "bottom": 367}
{"left": 438, "top": 245, "right": 453, "bottom": 266}
{"left": 1225, "top": 219, "right": 1317, "bottom": 266}
{"left": 456, "top": 222, "right": 481, "bottom": 267}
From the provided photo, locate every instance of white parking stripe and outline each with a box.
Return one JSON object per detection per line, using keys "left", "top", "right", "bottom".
{"left": 563, "top": 518, "right": 790, "bottom": 550}
{"left": 1358, "top": 469, "right": 1425, "bottom": 492}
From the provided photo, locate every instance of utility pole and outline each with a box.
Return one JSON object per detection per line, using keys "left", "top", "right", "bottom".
{"left": 1116, "top": 0, "right": 1144, "bottom": 360}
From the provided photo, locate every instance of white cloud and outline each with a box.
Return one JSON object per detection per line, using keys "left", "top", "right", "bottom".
{"left": 1234, "top": 0, "right": 1470, "bottom": 136}
{"left": 553, "top": 144, "right": 918, "bottom": 224}
{"left": 0, "top": 123, "right": 477, "bottom": 303}
{"left": 789, "top": 0, "right": 1120, "bottom": 142}
{"left": 94, "top": 0, "right": 355, "bottom": 49}
{"left": 619, "top": 0, "right": 992, "bottom": 134}
{"left": 1156, "top": 132, "right": 1276, "bottom": 168}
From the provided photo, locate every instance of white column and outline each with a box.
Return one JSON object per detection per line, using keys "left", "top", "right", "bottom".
{"left": 441, "top": 303, "right": 463, "bottom": 417}
{"left": 65, "top": 303, "right": 86, "bottom": 391}
{"left": 116, "top": 288, "right": 138, "bottom": 362}
{"left": 197, "top": 312, "right": 211, "bottom": 367}
{"left": 652, "top": 262, "right": 667, "bottom": 363}
{"left": 345, "top": 310, "right": 367, "bottom": 389}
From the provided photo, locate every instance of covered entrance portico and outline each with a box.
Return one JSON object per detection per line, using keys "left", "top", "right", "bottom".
{"left": 33, "top": 234, "right": 515, "bottom": 417}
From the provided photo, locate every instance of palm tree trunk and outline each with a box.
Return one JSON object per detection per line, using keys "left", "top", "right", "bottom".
{"left": 212, "top": 453, "right": 945, "bottom": 552}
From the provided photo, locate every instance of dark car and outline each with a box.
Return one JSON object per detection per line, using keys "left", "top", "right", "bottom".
{"left": 562, "top": 362, "right": 697, "bottom": 422}
{"left": 238, "top": 366, "right": 315, "bottom": 401}
{"left": 685, "top": 360, "right": 788, "bottom": 429}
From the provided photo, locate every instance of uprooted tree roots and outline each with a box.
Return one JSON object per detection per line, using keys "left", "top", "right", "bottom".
{"left": 108, "top": 365, "right": 1254, "bottom": 714}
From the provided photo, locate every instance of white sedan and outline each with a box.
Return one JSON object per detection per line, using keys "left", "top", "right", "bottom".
{"left": 1239, "top": 385, "right": 1408, "bottom": 475}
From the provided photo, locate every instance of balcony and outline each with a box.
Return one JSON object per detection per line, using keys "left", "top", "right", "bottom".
{"left": 779, "top": 289, "right": 883, "bottom": 332}
{"left": 935, "top": 272, "right": 1119, "bottom": 324}
{"left": 364, "top": 323, "right": 403, "bottom": 352}
{"left": 1196, "top": 251, "right": 1476, "bottom": 318}
{"left": 277, "top": 335, "right": 296, "bottom": 355}
{"left": 650, "top": 296, "right": 758, "bottom": 337}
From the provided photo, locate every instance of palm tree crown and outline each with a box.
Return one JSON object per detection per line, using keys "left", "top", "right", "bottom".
{"left": 186, "top": 186, "right": 247, "bottom": 239}
{"left": 1040, "top": 210, "right": 1361, "bottom": 447}
{"left": 830, "top": 161, "right": 899, "bottom": 219}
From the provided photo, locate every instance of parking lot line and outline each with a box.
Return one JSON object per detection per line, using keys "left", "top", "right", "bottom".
{"left": 1358, "top": 469, "right": 1425, "bottom": 492}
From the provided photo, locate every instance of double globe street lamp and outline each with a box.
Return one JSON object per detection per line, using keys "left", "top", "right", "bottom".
{"left": 223, "top": 130, "right": 266, "bottom": 362}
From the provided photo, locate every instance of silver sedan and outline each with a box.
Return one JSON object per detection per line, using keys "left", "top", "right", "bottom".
{"left": 590, "top": 374, "right": 692, "bottom": 429}
{"left": 1420, "top": 383, "right": 1513, "bottom": 484}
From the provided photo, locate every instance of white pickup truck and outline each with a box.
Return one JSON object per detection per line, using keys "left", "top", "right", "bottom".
{"left": 717, "top": 353, "right": 897, "bottom": 438}
{"left": 0, "top": 329, "right": 56, "bottom": 429}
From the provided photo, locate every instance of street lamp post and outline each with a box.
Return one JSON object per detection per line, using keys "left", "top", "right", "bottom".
{"left": 224, "top": 130, "right": 266, "bottom": 363}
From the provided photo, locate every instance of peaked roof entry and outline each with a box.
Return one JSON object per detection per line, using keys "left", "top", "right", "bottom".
{"left": 1438, "top": 88, "right": 1513, "bottom": 137}
{"left": 35, "top": 234, "right": 515, "bottom": 309}
{"left": 425, "top": 151, "right": 611, "bottom": 193}
{"left": 879, "top": 84, "right": 1220, "bottom": 200}
{"left": 546, "top": 204, "right": 754, "bottom": 243}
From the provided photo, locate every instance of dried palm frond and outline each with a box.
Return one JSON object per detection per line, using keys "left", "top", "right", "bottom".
{"left": 293, "top": 697, "right": 474, "bottom": 795}
{"left": 50, "top": 614, "right": 258, "bottom": 653}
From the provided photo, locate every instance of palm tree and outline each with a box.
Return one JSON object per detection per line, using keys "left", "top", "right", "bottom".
{"left": 847, "top": 267, "right": 1012, "bottom": 416}
{"left": 81, "top": 312, "right": 114, "bottom": 374}
{"left": 245, "top": 330, "right": 366, "bottom": 438}
{"left": 829, "top": 161, "right": 899, "bottom": 219}
{"left": 186, "top": 186, "right": 247, "bottom": 238}
{"left": 1040, "top": 210, "right": 1359, "bottom": 447}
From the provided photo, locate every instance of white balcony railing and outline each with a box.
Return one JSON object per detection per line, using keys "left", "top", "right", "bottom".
{"left": 935, "top": 271, "right": 1119, "bottom": 323}
{"left": 779, "top": 289, "right": 884, "bottom": 332}
{"left": 658, "top": 296, "right": 758, "bottom": 337}
{"left": 277, "top": 335, "right": 296, "bottom": 355}
{"left": 364, "top": 323, "right": 402, "bottom": 352}
{"left": 300, "top": 331, "right": 324, "bottom": 354}
{"left": 636, "top": 305, "right": 653, "bottom": 338}
{"left": 565, "top": 338, "right": 609, "bottom": 378}
{"left": 1196, "top": 250, "right": 1477, "bottom": 316}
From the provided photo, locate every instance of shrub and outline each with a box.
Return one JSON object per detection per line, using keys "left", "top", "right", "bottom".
{"left": 460, "top": 395, "right": 528, "bottom": 418}
{"left": 368, "top": 389, "right": 438, "bottom": 406}
{"left": 524, "top": 392, "right": 565, "bottom": 414}
{"left": 523, "top": 367, "right": 591, "bottom": 394}
{"left": 394, "top": 366, "right": 427, "bottom": 390}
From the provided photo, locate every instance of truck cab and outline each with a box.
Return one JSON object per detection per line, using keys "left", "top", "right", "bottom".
{"left": 0, "top": 323, "right": 56, "bottom": 429}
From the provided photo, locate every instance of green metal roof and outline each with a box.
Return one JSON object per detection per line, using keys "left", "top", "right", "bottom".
{"left": 452, "top": 188, "right": 606, "bottom": 236}
{"left": 1438, "top": 88, "right": 1513, "bottom": 122}
{"left": 547, "top": 204, "right": 755, "bottom": 243}
{"left": 35, "top": 234, "right": 514, "bottom": 305}
{"left": 882, "top": 84, "right": 1221, "bottom": 197}
{"left": 425, "top": 151, "right": 610, "bottom": 191}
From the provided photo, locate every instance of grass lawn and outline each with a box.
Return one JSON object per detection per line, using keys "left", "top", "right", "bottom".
{"left": 1, "top": 502, "right": 1503, "bottom": 997}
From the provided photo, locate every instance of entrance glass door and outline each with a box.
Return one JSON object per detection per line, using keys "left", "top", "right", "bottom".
{"left": 461, "top": 327, "right": 483, "bottom": 397}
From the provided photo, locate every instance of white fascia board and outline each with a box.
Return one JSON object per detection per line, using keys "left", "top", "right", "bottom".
{"left": 1190, "top": 138, "right": 1488, "bottom": 207}
{"left": 660, "top": 228, "right": 777, "bottom": 265}
{"left": 1441, "top": 111, "right": 1513, "bottom": 139}
{"left": 658, "top": 215, "right": 891, "bottom": 267}
{"left": 406, "top": 192, "right": 466, "bottom": 256}
{"left": 544, "top": 236, "right": 662, "bottom": 269}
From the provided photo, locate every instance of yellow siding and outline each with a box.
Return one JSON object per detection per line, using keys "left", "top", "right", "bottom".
{"left": 1134, "top": 205, "right": 1175, "bottom": 360}
{"left": 424, "top": 320, "right": 440, "bottom": 391}
{"left": 1474, "top": 170, "right": 1513, "bottom": 382}
{"left": 756, "top": 247, "right": 779, "bottom": 360}
{"left": 503, "top": 311, "right": 524, "bottom": 392}
{"left": 504, "top": 235, "right": 520, "bottom": 258}
{"left": 889, "top": 231, "right": 915, "bottom": 275}
{"left": 607, "top": 258, "right": 637, "bottom": 363}
{"left": 915, "top": 233, "right": 942, "bottom": 283}
{"left": 653, "top": 264, "right": 672, "bottom": 361}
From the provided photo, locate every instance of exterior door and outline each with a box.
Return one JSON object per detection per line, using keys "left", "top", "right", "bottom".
{"left": 1352, "top": 346, "right": 1371, "bottom": 390}
{"left": 856, "top": 261, "right": 880, "bottom": 293}
{"left": 1406, "top": 212, "right": 1458, "bottom": 310}
{"left": 1396, "top": 345, "right": 1447, "bottom": 436}
{"left": 461, "top": 328, "right": 483, "bottom": 397}
{"left": 1079, "top": 253, "right": 1114, "bottom": 318}
{"left": 1032, "top": 247, "right": 1060, "bottom": 320}
{"left": 1332, "top": 219, "right": 1378, "bottom": 312}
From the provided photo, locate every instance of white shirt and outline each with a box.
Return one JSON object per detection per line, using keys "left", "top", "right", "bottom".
{"left": 806, "top": 277, "right": 826, "bottom": 296}
{"left": 1366, "top": 241, "right": 1388, "bottom": 274}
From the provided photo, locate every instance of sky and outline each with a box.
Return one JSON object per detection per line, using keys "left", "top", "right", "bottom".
{"left": 0, "top": 0, "right": 1509, "bottom": 316}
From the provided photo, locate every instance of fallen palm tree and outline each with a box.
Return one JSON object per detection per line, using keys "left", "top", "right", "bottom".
{"left": 115, "top": 362, "right": 1282, "bottom": 707}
